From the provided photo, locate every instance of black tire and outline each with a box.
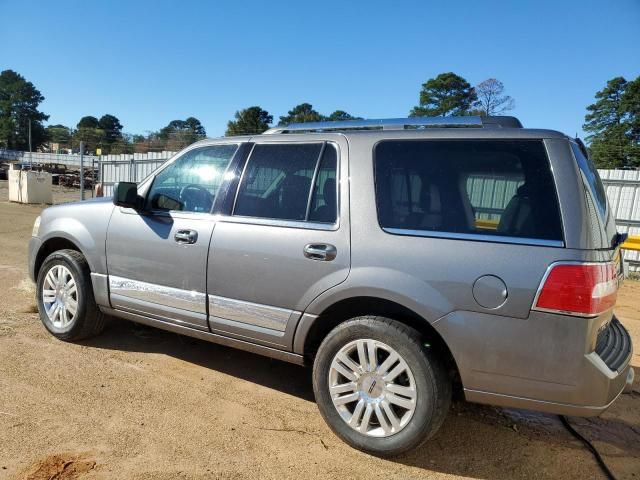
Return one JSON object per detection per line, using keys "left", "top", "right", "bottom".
{"left": 312, "top": 316, "right": 451, "bottom": 457}
{"left": 36, "top": 249, "right": 107, "bottom": 341}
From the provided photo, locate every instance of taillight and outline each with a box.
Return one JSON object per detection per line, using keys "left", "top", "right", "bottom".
{"left": 534, "top": 262, "right": 618, "bottom": 317}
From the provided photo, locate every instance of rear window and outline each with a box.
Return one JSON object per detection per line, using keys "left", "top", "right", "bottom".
{"left": 374, "top": 140, "right": 563, "bottom": 242}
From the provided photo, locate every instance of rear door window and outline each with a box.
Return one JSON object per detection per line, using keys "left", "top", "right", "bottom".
{"left": 374, "top": 140, "right": 563, "bottom": 242}
{"left": 234, "top": 143, "right": 338, "bottom": 223}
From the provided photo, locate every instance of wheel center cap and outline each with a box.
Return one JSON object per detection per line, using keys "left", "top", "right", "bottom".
{"left": 360, "top": 375, "right": 384, "bottom": 399}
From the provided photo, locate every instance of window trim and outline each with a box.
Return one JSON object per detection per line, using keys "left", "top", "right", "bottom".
{"left": 372, "top": 138, "right": 566, "bottom": 248}
{"left": 143, "top": 143, "right": 241, "bottom": 216}
{"left": 228, "top": 141, "right": 340, "bottom": 230}
{"left": 383, "top": 228, "right": 564, "bottom": 248}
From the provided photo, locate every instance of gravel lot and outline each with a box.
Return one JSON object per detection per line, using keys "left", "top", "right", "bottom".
{"left": 0, "top": 180, "right": 639, "bottom": 480}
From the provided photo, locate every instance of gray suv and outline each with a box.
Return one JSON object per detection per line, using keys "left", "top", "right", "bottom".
{"left": 28, "top": 116, "right": 634, "bottom": 456}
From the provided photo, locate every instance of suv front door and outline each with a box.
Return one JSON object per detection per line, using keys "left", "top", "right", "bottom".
{"left": 206, "top": 136, "right": 350, "bottom": 349}
{"left": 106, "top": 143, "right": 239, "bottom": 330}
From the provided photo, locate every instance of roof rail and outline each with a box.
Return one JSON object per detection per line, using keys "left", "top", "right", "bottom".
{"left": 263, "top": 116, "right": 522, "bottom": 134}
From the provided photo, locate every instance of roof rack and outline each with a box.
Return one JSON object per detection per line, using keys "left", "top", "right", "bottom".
{"left": 263, "top": 116, "right": 522, "bottom": 134}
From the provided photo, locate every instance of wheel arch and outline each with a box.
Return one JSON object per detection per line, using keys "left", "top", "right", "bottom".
{"left": 297, "top": 296, "right": 461, "bottom": 390}
{"left": 34, "top": 236, "right": 85, "bottom": 280}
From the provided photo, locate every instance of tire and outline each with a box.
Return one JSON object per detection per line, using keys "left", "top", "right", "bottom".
{"left": 312, "top": 316, "right": 451, "bottom": 457}
{"left": 36, "top": 249, "right": 107, "bottom": 341}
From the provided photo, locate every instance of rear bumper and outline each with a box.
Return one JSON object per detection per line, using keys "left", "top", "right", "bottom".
{"left": 435, "top": 311, "right": 634, "bottom": 417}
{"left": 464, "top": 364, "right": 634, "bottom": 417}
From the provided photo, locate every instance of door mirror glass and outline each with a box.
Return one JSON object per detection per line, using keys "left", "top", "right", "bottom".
{"left": 113, "top": 182, "right": 140, "bottom": 209}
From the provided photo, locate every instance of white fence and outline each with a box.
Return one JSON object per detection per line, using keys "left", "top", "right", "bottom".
{"left": 98, "top": 152, "right": 175, "bottom": 196}
{"left": 0, "top": 148, "right": 99, "bottom": 166}
{"left": 599, "top": 169, "right": 640, "bottom": 269}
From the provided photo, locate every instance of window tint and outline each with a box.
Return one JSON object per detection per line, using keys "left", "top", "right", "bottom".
{"left": 374, "top": 140, "right": 563, "bottom": 241}
{"left": 234, "top": 143, "right": 338, "bottom": 223}
{"left": 147, "top": 144, "right": 237, "bottom": 213}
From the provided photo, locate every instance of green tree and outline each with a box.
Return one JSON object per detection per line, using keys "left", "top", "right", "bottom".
{"left": 73, "top": 126, "right": 105, "bottom": 154}
{"left": 326, "top": 110, "right": 362, "bottom": 121}
{"left": 159, "top": 117, "right": 207, "bottom": 150}
{"left": 74, "top": 116, "right": 104, "bottom": 153}
{"left": 409, "top": 72, "right": 477, "bottom": 117}
{"left": 621, "top": 77, "right": 640, "bottom": 163}
{"left": 77, "top": 116, "right": 99, "bottom": 129}
{"left": 98, "top": 114, "right": 123, "bottom": 143}
{"left": 0, "top": 69, "right": 49, "bottom": 150}
{"left": 278, "top": 103, "right": 324, "bottom": 125}
{"left": 226, "top": 106, "right": 273, "bottom": 136}
{"left": 46, "top": 124, "right": 72, "bottom": 147}
{"left": 472, "top": 78, "right": 515, "bottom": 116}
{"left": 583, "top": 77, "right": 640, "bottom": 168}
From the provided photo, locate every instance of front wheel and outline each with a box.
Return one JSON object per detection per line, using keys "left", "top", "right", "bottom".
{"left": 312, "top": 316, "right": 451, "bottom": 456}
{"left": 36, "top": 249, "right": 107, "bottom": 341}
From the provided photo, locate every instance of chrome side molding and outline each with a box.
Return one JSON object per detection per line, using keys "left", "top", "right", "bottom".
{"left": 209, "top": 295, "right": 294, "bottom": 332}
{"left": 109, "top": 275, "right": 207, "bottom": 314}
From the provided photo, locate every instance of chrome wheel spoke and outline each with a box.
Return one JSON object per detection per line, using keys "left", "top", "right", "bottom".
{"left": 348, "top": 399, "right": 366, "bottom": 427}
{"left": 374, "top": 403, "right": 392, "bottom": 435}
{"left": 336, "top": 352, "right": 362, "bottom": 376}
{"left": 333, "top": 392, "right": 360, "bottom": 406}
{"left": 381, "top": 400, "right": 401, "bottom": 431}
{"left": 376, "top": 351, "right": 399, "bottom": 376}
{"left": 46, "top": 269, "right": 57, "bottom": 288}
{"left": 41, "top": 264, "right": 77, "bottom": 328}
{"left": 356, "top": 340, "right": 368, "bottom": 371}
{"left": 382, "top": 361, "right": 406, "bottom": 383}
{"left": 359, "top": 404, "right": 374, "bottom": 433}
{"left": 66, "top": 298, "right": 78, "bottom": 315}
{"left": 47, "top": 303, "right": 58, "bottom": 320}
{"left": 387, "top": 392, "right": 415, "bottom": 410}
{"left": 367, "top": 341, "right": 377, "bottom": 371}
{"left": 43, "top": 289, "right": 56, "bottom": 303}
{"left": 329, "top": 338, "right": 417, "bottom": 438}
{"left": 331, "top": 360, "right": 359, "bottom": 382}
{"left": 330, "top": 382, "right": 357, "bottom": 395}
{"left": 386, "top": 383, "right": 416, "bottom": 400}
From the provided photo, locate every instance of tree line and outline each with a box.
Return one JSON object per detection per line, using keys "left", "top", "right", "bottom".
{"left": 1, "top": 68, "right": 638, "bottom": 167}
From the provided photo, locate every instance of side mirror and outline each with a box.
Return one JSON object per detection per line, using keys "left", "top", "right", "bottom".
{"left": 113, "top": 182, "right": 140, "bottom": 209}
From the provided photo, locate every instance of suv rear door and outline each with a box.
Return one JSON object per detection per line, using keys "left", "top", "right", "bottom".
{"left": 206, "top": 135, "right": 350, "bottom": 349}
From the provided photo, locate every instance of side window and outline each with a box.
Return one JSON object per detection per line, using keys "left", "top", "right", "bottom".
{"left": 374, "top": 140, "right": 563, "bottom": 241}
{"left": 234, "top": 143, "right": 338, "bottom": 224}
{"left": 147, "top": 144, "right": 238, "bottom": 213}
{"left": 571, "top": 142, "right": 608, "bottom": 218}
{"left": 309, "top": 145, "right": 338, "bottom": 223}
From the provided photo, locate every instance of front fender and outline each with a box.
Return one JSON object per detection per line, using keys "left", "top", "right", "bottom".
{"left": 35, "top": 198, "right": 114, "bottom": 275}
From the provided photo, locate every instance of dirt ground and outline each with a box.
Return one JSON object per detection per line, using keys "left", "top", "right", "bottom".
{"left": 0, "top": 180, "right": 638, "bottom": 480}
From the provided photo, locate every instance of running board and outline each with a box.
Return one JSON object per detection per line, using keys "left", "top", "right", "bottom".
{"left": 100, "top": 306, "right": 306, "bottom": 366}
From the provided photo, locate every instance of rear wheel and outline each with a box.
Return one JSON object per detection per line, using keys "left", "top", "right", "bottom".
{"left": 312, "top": 316, "right": 451, "bottom": 456}
{"left": 36, "top": 249, "right": 106, "bottom": 341}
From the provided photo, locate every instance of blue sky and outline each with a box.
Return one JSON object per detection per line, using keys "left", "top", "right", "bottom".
{"left": 1, "top": 0, "right": 638, "bottom": 138}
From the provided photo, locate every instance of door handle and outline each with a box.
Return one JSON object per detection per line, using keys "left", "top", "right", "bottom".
{"left": 175, "top": 229, "right": 198, "bottom": 244}
{"left": 304, "top": 243, "right": 337, "bottom": 261}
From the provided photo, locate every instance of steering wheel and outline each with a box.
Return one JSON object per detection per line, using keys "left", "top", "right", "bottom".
{"left": 179, "top": 184, "right": 213, "bottom": 212}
